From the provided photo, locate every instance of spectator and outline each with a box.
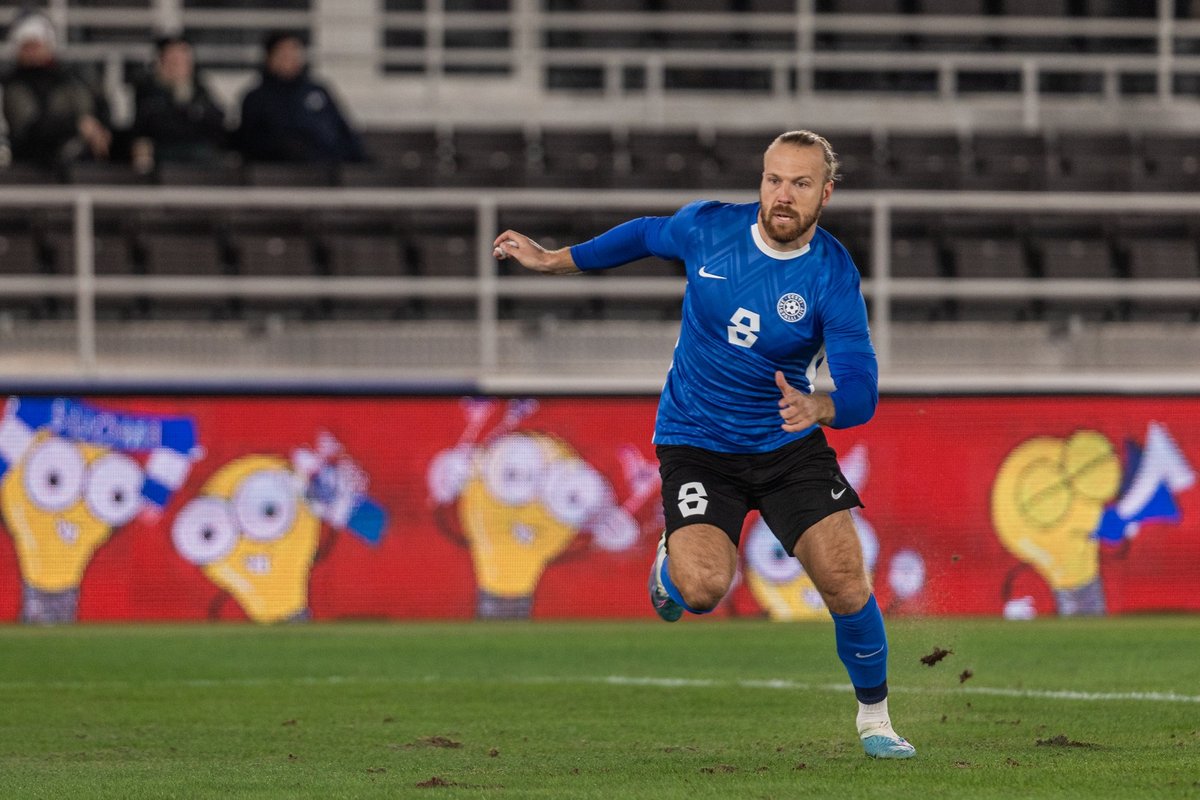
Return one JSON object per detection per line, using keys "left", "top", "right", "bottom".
{"left": 131, "top": 34, "right": 228, "bottom": 173}
{"left": 1, "top": 12, "right": 112, "bottom": 169}
{"left": 235, "top": 32, "right": 367, "bottom": 164}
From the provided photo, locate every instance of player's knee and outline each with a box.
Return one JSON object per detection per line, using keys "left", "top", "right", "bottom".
{"left": 679, "top": 575, "right": 729, "bottom": 612}
{"left": 823, "top": 580, "right": 871, "bottom": 616}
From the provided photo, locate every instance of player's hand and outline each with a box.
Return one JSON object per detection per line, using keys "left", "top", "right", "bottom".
{"left": 492, "top": 230, "right": 579, "bottom": 275}
{"left": 775, "top": 371, "right": 834, "bottom": 431}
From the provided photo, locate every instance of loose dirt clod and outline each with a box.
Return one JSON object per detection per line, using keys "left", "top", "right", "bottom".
{"left": 921, "top": 647, "right": 953, "bottom": 666}
{"left": 416, "top": 776, "right": 457, "bottom": 788}
{"left": 959, "top": 669, "right": 974, "bottom": 683}
{"left": 699, "top": 764, "right": 737, "bottom": 774}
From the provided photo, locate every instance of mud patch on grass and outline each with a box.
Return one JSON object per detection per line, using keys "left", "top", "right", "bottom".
{"left": 1036, "top": 734, "right": 1099, "bottom": 749}
{"left": 416, "top": 776, "right": 457, "bottom": 788}
{"left": 416, "top": 735, "right": 462, "bottom": 749}
{"left": 958, "top": 669, "right": 973, "bottom": 683}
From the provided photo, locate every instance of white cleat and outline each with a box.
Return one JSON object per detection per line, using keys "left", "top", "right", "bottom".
{"left": 859, "top": 721, "right": 916, "bottom": 759}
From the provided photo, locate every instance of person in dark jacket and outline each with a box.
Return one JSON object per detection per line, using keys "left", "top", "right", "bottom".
{"left": 131, "top": 35, "right": 228, "bottom": 172}
{"left": 2, "top": 12, "right": 112, "bottom": 169}
{"left": 235, "top": 32, "right": 367, "bottom": 164}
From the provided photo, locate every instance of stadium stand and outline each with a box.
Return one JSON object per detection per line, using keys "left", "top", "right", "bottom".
{"left": 0, "top": 0, "right": 1198, "bottom": 386}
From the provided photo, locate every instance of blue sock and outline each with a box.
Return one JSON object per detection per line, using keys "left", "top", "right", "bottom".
{"left": 831, "top": 593, "right": 889, "bottom": 704}
{"left": 659, "top": 555, "right": 711, "bottom": 615}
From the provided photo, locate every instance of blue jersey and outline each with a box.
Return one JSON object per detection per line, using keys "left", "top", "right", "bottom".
{"left": 571, "top": 200, "right": 878, "bottom": 454}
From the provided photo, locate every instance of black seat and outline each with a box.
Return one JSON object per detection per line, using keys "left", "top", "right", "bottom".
{"left": 878, "top": 132, "right": 964, "bottom": 190}
{"left": 64, "top": 162, "right": 150, "bottom": 185}
{"left": 1046, "top": 132, "right": 1135, "bottom": 192}
{"left": 156, "top": 162, "right": 243, "bottom": 186}
{"left": 243, "top": 163, "right": 335, "bottom": 187}
{"left": 615, "top": 130, "right": 710, "bottom": 190}
{"left": 442, "top": 128, "right": 529, "bottom": 188}
{"left": 964, "top": 132, "right": 1047, "bottom": 191}
{"left": 0, "top": 214, "right": 44, "bottom": 274}
{"left": 530, "top": 128, "right": 616, "bottom": 189}
{"left": 1122, "top": 236, "right": 1199, "bottom": 321}
{"left": 949, "top": 235, "right": 1037, "bottom": 320}
{"left": 1134, "top": 133, "right": 1200, "bottom": 192}
{"left": 358, "top": 128, "right": 442, "bottom": 186}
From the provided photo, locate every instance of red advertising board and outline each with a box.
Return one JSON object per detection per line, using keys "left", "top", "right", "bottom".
{"left": 0, "top": 394, "right": 1196, "bottom": 623}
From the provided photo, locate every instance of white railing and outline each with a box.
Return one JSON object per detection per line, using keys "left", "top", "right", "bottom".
{"left": 1, "top": 185, "right": 1199, "bottom": 393}
{"left": 7, "top": 0, "right": 1200, "bottom": 130}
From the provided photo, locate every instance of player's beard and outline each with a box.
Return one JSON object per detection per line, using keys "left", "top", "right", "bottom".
{"left": 759, "top": 201, "right": 822, "bottom": 246}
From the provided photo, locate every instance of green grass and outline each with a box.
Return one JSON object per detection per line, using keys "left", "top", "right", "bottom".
{"left": 0, "top": 617, "right": 1198, "bottom": 799}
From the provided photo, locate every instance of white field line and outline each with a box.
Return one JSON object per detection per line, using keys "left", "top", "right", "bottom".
{"left": 0, "top": 673, "right": 1197, "bottom": 704}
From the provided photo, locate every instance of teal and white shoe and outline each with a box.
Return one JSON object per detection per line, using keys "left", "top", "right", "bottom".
{"left": 648, "top": 533, "right": 683, "bottom": 622}
{"left": 860, "top": 721, "right": 916, "bottom": 759}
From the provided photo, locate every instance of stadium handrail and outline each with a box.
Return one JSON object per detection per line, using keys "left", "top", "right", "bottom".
{"left": 0, "top": 185, "right": 1198, "bottom": 393}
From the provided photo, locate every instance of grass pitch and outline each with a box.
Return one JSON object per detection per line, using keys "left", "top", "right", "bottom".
{"left": 0, "top": 617, "right": 1197, "bottom": 799}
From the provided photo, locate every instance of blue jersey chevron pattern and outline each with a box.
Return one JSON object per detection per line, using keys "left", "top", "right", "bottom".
{"left": 572, "top": 200, "right": 877, "bottom": 454}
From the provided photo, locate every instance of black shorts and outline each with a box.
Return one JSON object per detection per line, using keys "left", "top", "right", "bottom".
{"left": 656, "top": 429, "right": 863, "bottom": 555}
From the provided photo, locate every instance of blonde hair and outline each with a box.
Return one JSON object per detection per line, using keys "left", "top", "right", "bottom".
{"left": 768, "top": 130, "right": 840, "bottom": 183}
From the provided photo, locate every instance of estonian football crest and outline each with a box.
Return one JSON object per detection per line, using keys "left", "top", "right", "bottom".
{"left": 777, "top": 293, "right": 806, "bottom": 322}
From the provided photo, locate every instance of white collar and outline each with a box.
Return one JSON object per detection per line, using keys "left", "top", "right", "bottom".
{"left": 751, "top": 223, "right": 811, "bottom": 260}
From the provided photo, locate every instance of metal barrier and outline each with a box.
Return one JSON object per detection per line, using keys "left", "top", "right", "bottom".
{"left": 1, "top": 185, "right": 1199, "bottom": 392}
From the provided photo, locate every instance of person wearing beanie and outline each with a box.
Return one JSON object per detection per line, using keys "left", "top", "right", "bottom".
{"left": 2, "top": 12, "right": 112, "bottom": 169}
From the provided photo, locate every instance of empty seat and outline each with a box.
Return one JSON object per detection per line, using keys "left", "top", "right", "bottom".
{"left": 1123, "top": 239, "right": 1200, "bottom": 322}
{"left": 1134, "top": 133, "right": 1200, "bottom": 192}
{"left": 1125, "top": 238, "right": 1200, "bottom": 280}
{"left": 408, "top": 233, "right": 476, "bottom": 276}
{"left": 359, "top": 128, "right": 442, "bottom": 185}
{"left": 818, "top": 0, "right": 904, "bottom": 11}
{"left": 949, "top": 236, "right": 1036, "bottom": 320}
{"left": 879, "top": 132, "right": 964, "bottom": 190}
{"left": 315, "top": 211, "right": 409, "bottom": 278}
{"left": 139, "top": 230, "right": 228, "bottom": 276}
{"left": 964, "top": 132, "right": 1047, "bottom": 191}
{"left": 530, "top": 129, "right": 616, "bottom": 189}
{"left": 442, "top": 129, "right": 529, "bottom": 188}
{"left": 323, "top": 233, "right": 407, "bottom": 277}
{"left": 42, "top": 228, "right": 133, "bottom": 275}
{"left": 708, "top": 130, "right": 776, "bottom": 189}
{"left": 891, "top": 237, "right": 943, "bottom": 277}
{"left": 64, "top": 162, "right": 150, "bottom": 185}
{"left": 0, "top": 164, "right": 57, "bottom": 184}
{"left": 0, "top": 217, "right": 43, "bottom": 274}
{"left": 232, "top": 232, "right": 319, "bottom": 277}
{"left": 1046, "top": 132, "right": 1134, "bottom": 192}
{"left": 890, "top": 236, "right": 951, "bottom": 319}
{"left": 1034, "top": 236, "right": 1122, "bottom": 321}
{"left": 820, "top": 213, "right": 872, "bottom": 274}
{"left": 1035, "top": 237, "right": 1117, "bottom": 279}
{"left": 156, "top": 162, "right": 243, "bottom": 186}
{"left": 615, "top": 130, "right": 710, "bottom": 190}
{"left": 243, "top": 163, "right": 335, "bottom": 187}
{"left": 826, "top": 131, "right": 880, "bottom": 190}
{"left": 1001, "top": 0, "right": 1069, "bottom": 14}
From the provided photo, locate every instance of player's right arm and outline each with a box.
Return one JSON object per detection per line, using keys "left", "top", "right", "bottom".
{"left": 494, "top": 205, "right": 700, "bottom": 276}
{"left": 492, "top": 230, "right": 581, "bottom": 275}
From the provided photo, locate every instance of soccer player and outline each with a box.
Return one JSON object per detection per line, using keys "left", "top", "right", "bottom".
{"left": 492, "top": 130, "right": 915, "bottom": 760}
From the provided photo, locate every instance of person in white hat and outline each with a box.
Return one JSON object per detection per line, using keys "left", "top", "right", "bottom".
{"left": 2, "top": 12, "right": 112, "bottom": 169}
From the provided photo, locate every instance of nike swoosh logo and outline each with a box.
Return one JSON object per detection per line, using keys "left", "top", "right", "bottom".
{"left": 855, "top": 646, "right": 885, "bottom": 659}
{"left": 831, "top": 488, "right": 847, "bottom": 499}
{"left": 698, "top": 266, "right": 727, "bottom": 280}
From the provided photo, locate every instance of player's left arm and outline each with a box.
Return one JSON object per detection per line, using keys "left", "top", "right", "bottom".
{"left": 778, "top": 269, "right": 878, "bottom": 432}
{"left": 819, "top": 271, "right": 879, "bottom": 430}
